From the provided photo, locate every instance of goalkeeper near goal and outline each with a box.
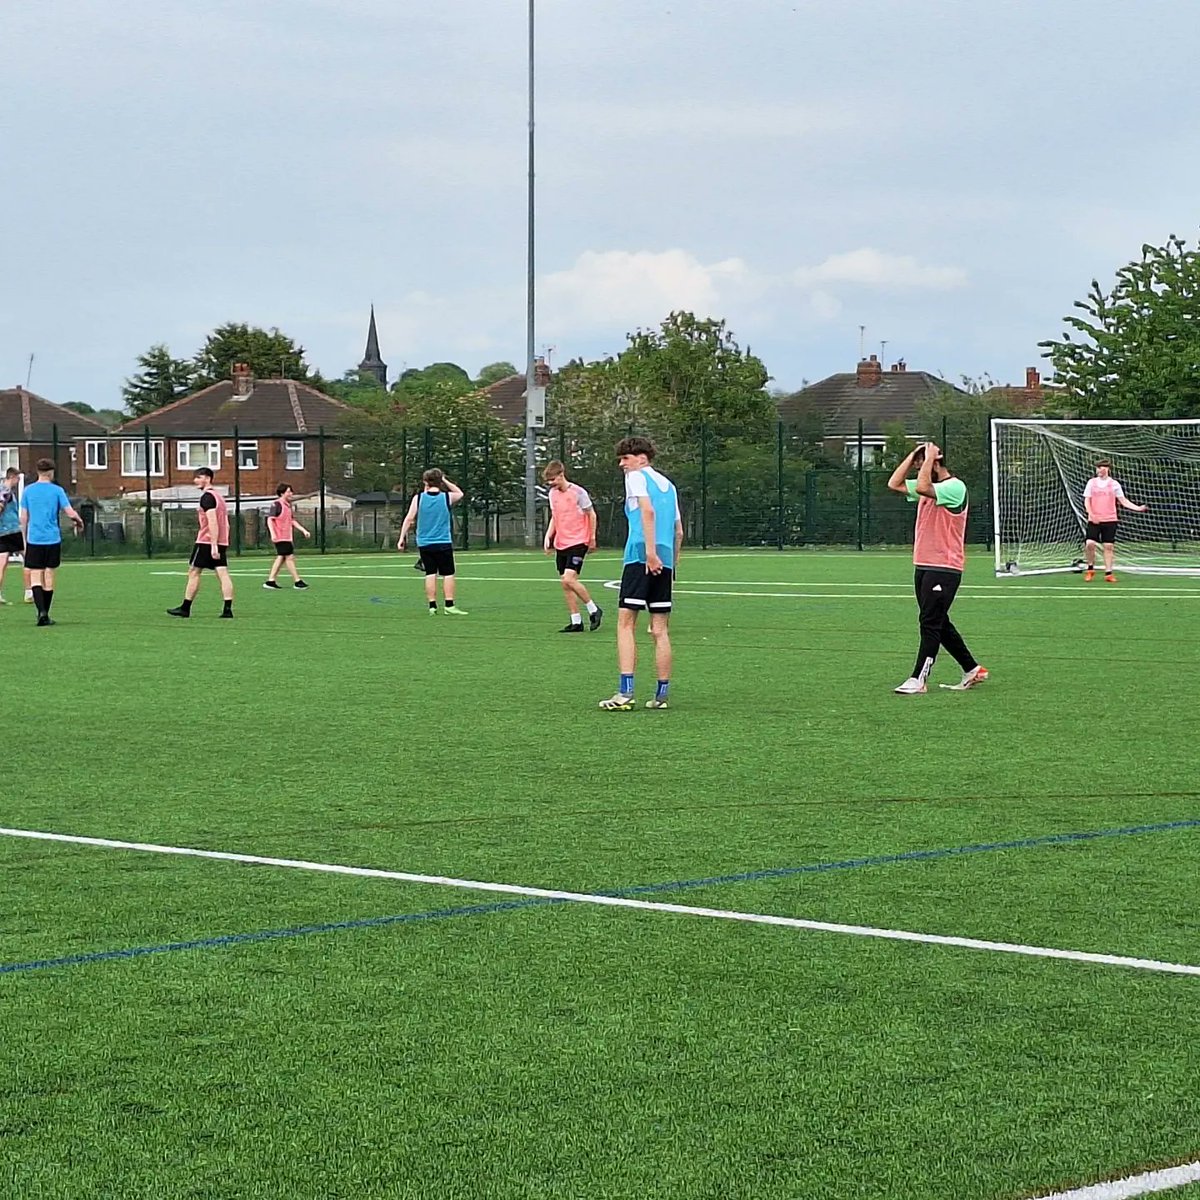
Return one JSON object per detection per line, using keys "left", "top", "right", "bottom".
{"left": 887, "top": 442, "right": 988, "bottom": 695}
{"left": 1082, "top": 460, "right": 1148, "bottom": 583}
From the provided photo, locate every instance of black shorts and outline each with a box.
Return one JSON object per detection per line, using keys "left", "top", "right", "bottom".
{"left": 618, "top": 562, "right": 673, "bottom": 613}
{"left": 273, "top": 540, "right": 295, "bottom": 557}
{"left": 1086, "top": 521, "right": 1118, "bottom": 544}
{"left": 419, "top": 543, "right": 455, "bottom": 576}
{"left": 24, "top": 543, "right": 61, "bottom": 571}
{"left": 189, "top": 544, "right": 229, "bottom": 571}
{"left": 555, "top": 544, "right": 588, "bottom": 575}
{"left": 0, "top": 532, "right": 23, "bottom": 555}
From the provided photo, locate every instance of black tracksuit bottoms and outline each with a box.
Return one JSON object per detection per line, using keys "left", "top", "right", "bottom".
{"left": 912, "top": 567, "right": 978, "bottom": 682}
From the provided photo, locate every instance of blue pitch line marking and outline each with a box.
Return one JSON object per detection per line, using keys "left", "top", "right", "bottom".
{"left": 2, "top": 817, "right": 1199, "bottom": 977}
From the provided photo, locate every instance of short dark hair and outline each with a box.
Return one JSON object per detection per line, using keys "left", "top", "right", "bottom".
{"left": 615, "top": 436, "right": 656, "bottom": 461}
{"left": 912, "top": 447, "right": 947, "bottom": 470}
{"left": 1096, "top": 459, "right": 1111, "bottom": 468}
{"left": 195, "top": 467, "right": 215, "bottom": 480}
{"left": 36, "top": 458, "right": 55, "bottom": 473}
{"left": 422, "top": 467, "right": 445, "bottom": 489}
{"left": 4, "top": 467, "right": 18, "bottom": 479}
{"left": 275, "top": 482, "right": 291, "bottom": 496}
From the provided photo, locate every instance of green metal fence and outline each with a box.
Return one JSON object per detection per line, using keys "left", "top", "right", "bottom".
{"left": 45, "top": 412, "right": 995, "bottom": 558}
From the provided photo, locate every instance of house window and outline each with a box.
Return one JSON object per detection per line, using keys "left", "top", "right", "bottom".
{"left": 85, "top": 441, "right": 108, "bottom": 469}
{"left": 284, "top": 440, "right": 304, "bottom": 470}
{"left": 122, "top": 440, "right": 165, "bottom": 476}
{"left": 0, "top": 447, "right": 18, "bottom": 472}
{"left": 237, "top": 440, "right": 259, "bottom": 469}
{"left": 343, "top": 460, "right": 354, "bottom": 480}
{"left": 177, "top": 441, "right": 221, "bottom": 471}
{"left": 846, "top": 443, "right": 879, "bottom": 468}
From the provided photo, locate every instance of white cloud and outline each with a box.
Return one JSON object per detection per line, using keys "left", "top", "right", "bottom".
{"left": 538, "top": 249, "right": 760, "bottom": 336}
{"left": 793, "top": 248, "right": 968, "bottom": 291}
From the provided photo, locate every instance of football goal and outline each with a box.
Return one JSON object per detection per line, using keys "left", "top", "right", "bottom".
{"left": 990, "top": 418, "right": 1200, "bottom": 576}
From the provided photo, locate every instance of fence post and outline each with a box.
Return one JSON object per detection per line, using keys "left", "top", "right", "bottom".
{"left": 856, "top": 417, "right": 865, "bottom": 551}
{"left": 423, "top": 426, "right": 432, "bottom": 470}
{"left": 483, "top": 428, "right": 492, "bottom": 549}
{"left": 143, "top": 426, "right": 153, "bottom": 558}
{"left": 233, "top": 424, "right": 242, "bottom": 556}
{"left": 461, "top": 427, "right": 470, "bottom": 552}
{"left": 942, "top": 413, "right": 948, "bottom": 457}
{"left": 558, "top": 425, "right": 566, "bottom": 464}
{"left": 700, "top": 423, "right": 709, "bottom": 549}
{"left": 318, "top": 426, "right": 327, "bottom": 554}
{"left": 52, "top": 423, "right": 59, "bottom": 482}
{"left": 776, "top": 421, "right": 785, "bottom": 550}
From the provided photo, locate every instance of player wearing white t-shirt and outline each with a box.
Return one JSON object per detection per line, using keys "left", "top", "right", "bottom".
{"left": 1082, "top": 461, "right": 1148, "bottom": 582}
{"left": 599, "top": 436, "right": 683, "bottom": 711}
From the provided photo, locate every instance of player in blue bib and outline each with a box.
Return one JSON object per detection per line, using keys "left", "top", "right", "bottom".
{"left": 600, "top": 436, "right": 683, "bottom": 711}
{"left": 397, "top": 468, "right": 468, "bottom": 614}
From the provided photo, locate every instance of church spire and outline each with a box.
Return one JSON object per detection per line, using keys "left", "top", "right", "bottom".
{"left": 358, "top": 305, "right": 388, "bottom": 388}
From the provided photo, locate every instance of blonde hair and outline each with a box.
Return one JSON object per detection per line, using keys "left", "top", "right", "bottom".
{"left": 542, "top": 460, "right": 565, "bottom": 482}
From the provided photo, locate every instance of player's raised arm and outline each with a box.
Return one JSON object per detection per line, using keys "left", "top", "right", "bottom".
{"left": 1118, "top": 493, "right": 1149, "bottom": 513}
{"left": 914, "top": 443, "right": 939, "bottom": 498}
{"left": 397, "top": 494, "right": 419, "bottom": 549}
{"left": 443, "top": 478, "right": 464, "bottom": 506}
{"left": 887, "top": 449, "right": 918, "bottom": 493}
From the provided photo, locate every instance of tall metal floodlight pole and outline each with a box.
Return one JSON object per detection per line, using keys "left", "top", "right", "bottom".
{"left": 523, "top": 0, "right": 538, "bottom": 547}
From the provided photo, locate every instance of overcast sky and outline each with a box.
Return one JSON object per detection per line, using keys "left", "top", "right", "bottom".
{"left": 5, "top": 0, "right": 1199, "bottom": 410}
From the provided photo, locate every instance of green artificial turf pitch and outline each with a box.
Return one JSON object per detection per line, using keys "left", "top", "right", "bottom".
{"left": 3, "top": 550, "right": 1200, "bottom": 1199}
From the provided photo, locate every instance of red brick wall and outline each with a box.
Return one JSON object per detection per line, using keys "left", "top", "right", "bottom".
{"left": 71, "top": 436, "right": 331, "bottom": 500}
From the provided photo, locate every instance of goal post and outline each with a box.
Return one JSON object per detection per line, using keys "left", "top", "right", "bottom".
{"left": 990, "top": 417, "right": 1200, "bottom": 577}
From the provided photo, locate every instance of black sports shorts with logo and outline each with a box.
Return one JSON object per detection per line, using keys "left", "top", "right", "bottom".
{"left": 555, "top": 544, "right": 587, "bottom": 575}
{"left": 618, "top": 562, "right": 673, "bottom": 613}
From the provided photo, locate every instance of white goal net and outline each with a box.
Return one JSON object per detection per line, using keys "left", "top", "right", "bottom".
{"left": 991, "top": 419, "right": 1200, "bottom": 576}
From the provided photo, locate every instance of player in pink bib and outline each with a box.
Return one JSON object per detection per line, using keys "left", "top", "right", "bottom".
{"left": 542, "top": 460, "right": 602, "bottom": 632}
{"left": 263, "top": 482, "right": 312, "bottom": 590}
{"left": 1083, "top": 460, "right": 1148, "bottom": 582}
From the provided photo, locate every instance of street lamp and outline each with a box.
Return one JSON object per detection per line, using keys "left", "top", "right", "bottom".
{"left": 523, "top": 0, "right": 542, "bottom": 547}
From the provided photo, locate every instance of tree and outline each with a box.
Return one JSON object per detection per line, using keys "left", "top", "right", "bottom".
{"left": 618, "top": 311, "right": 773, "bottom": 441}
{"left": 391, "top": 362, "right": 471, "bottom": 402}
{"left": 60, "top": 401, "right": 96, "bottom": 416}
{"left": 475, "top": 361, "right": 519, "bottom": 388}
{"left": 1039, "top": 233, "right": 1200, "bottom": 418}
{"left": 192, "top": 323, "right": 321, "bottom": 390}
{"left": 121, "top": 344, "right": 196, "bottom": 417}
{"left": 322, "top": 369, "right": 390, "bottom": 411}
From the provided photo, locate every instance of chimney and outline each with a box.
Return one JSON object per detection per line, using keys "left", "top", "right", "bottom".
{"left": 1025, "top": 367, "right": 1040, "bottom": 391}
{"left": 856, "top": 354, "right": 883, "bottom": 388}
{"left": 897, "top": 359, "right": 906, "bottom": 373}
{"left": 232, "top": 362, "right": 254, "bottom": 397}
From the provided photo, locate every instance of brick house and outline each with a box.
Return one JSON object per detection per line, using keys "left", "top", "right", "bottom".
{"left": 0, "top": 386, "right": 109, "bottom": 484}
{"left": 777, "top": 355, "right": 968, "bottom": 465}
{"left": 980, "top": 367, "right": 1056, "bottom": 414}
{"left": 73, "top": 366, "right": 354, "bottom": 499}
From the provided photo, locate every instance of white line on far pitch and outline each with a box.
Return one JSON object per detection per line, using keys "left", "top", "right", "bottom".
{"left": 145, "top": 571, "right": 1200, "bottom": 598}
{"left": 2, "top": 827, "right": 1199, "bottom": 978}
{"left": 1035, "top": 1160, "right": 1200, "bottom": 1199}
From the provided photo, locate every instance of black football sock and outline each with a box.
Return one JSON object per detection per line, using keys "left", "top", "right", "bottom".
{"left": 180, "top": 597, "right": 193, "bottom": 614}
{"left": 445, "top": 599, "right": 455, "bottom": 609}
{"left": 43, "top": 589, "right": 54, "bottom": 613}
{"left": 222, "top": 599, "right": 233, "bottom": 616}
{"left": 428, "top": 600, "right": 437, "bottom": 610}
{"left": 31, "top": 585, "right": 45, "bottom": 616}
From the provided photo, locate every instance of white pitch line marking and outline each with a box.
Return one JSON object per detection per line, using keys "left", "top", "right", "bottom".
{"left": 3, "top": 827, "right": 1200, "bottom": 978}
{"left": 1035, "top": 1160, "right": 1200, "bottom": 1199}
{"left": 147, "top": 570, "right": 1200, "bottom": 598}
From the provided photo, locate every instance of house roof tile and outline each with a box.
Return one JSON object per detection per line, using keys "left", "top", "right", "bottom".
{"left": 0, "top": 388, "right": 108, "bottom": 442}
{"left": 114, "top": 379, "right": 352, "bottom": 436}
{"left": 777, "top": 370, "right": 966, "bottom": 437}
